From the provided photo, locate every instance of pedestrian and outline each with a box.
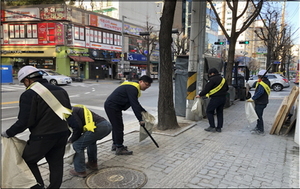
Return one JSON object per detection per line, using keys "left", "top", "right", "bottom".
{"left": 68, "top": 105, "right": 112, "bottom": 178}
{"left": 1, "top": 66, "right": 75, "bottom": 189}
{"left": 104, "top": 75, "right": 153, "bottom": 155}
{"left": 196, "top": 68, "right": 229, "bottom": 132}
{"left": 247, "top": 69, "right": 270, "bottom": 135}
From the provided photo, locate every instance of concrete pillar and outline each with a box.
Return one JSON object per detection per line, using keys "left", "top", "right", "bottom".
{"left": 185, "top": 1, "right": 206, "bottom": 121}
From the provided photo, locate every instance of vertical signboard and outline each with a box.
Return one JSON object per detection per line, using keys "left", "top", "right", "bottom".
{"left": 55, "top": 23, "right": 64, "bottom": 45}
{"left": 38, "top": 23, "right": 48, "bottom": 44}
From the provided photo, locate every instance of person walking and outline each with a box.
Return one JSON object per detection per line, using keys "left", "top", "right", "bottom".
{"left": 247, "top": 69, "right": 270, "bottom": 135}
{"left": 104, "top": 75, "right": 153, "bottom": 155}
{"left": 68, "top": 105, "right": 112, "bottom": 178}
{"left": 1, "top": 66, "right": 74, "bottom": 189}
{"left": 196, "top": 68, "right": 229, "bottom": 132}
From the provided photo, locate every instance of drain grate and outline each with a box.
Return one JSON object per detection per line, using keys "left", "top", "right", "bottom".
{"left": 86, "top": 167, "right": 147, "bottom": 188}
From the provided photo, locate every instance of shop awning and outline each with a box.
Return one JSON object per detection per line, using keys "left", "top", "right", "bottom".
{"left": 69, "top": 55, "right": 94, "bottom": 62}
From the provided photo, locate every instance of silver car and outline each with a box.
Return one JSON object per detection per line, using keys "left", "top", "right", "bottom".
{"left": 247, "top": 73, "right": 290, "bottom": 92}
{"left": 40, "top": 69, "right": 72, "bottom": 85}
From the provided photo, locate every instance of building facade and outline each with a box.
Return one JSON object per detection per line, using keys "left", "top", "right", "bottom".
{"left": 1, "top": 4, "right": 151, "bottom": 80}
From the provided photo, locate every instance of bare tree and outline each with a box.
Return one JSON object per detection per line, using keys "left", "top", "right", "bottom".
{"left": 139, "top": 23, "right": 158, "bottom": 76}
{"left": 255, "top": 5, "right": 297, "bottom": 73}
{"left": 157, "top": 0, "right": 179, "bottom": 130}
{"left": 173, "top": 32, "right": 188, "bottom": 56}
{"left": 207, "top": 0, "right": 264, "bottom": 85}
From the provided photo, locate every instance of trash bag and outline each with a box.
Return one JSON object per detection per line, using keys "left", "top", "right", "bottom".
{"left": 245, "top": 101, "right": 258, "bottom": 123}
{"left": 139, "top": 111, "right": 156, "bottom": 142}
{"left": 64, "top": 143, "right": 75, "bottom": 165}
{"left": 191, "top": 98, "right": 203, "bottom": 117}
{"left": 1, "top": 137, "right": 37, "bottom": 188}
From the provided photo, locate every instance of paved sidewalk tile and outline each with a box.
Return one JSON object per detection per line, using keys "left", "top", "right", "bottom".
{"left": 36, "top": 98, "right": 299, "bottom": 188}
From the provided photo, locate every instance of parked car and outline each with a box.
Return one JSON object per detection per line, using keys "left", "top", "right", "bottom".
{"left": 247, "top": 73, "right": 290, "bottom": 92}
{"left": 40, "top": 69, "right": 72, "bottom": 85}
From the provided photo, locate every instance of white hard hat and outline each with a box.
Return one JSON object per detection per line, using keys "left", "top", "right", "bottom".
{"left": 258, "top": 69, "right": 267, "bottom": 76}
{"left": 18, "top": 66, "right": 42, "bottom": 82}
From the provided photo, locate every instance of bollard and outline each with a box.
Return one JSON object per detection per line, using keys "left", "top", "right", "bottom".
{"left": 96, "top": 75, "right": 99, "bottom": 82}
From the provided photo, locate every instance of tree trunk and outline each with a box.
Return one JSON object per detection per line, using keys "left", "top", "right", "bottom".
{"left": 157, "top": 0, "right": 179, "bottom": 130}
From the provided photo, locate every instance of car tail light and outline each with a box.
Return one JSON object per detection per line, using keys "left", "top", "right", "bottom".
{"left": 283, "top": 78, "right": 288, "bottom": 83}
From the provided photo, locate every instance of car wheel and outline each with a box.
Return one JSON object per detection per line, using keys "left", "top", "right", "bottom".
{"left": 50, "top": 79, "right": 58, "bottom": 85}
{"left": 272, "top": 84, "right": 283, "bottom": 91}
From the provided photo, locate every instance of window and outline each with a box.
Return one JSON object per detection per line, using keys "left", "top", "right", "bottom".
{"left": 103, "top": 32, "right": 107, "bottom": 43}
{"left": 74, "top": 26, "right": 85, "bottom": 41}
{"left": 98, "top": 31, "right": 102, "bottom": 43}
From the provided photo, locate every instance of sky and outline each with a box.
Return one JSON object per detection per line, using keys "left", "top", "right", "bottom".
{"left": 286, "top": 1, "right": 300, "bottom": 44}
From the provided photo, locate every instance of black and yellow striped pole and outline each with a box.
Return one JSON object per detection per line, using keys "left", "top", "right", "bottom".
{"left": 187, "top": 72, "right": 197, "bottom": 100}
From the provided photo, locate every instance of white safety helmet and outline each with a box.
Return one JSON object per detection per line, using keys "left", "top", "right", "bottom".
{"left": 258, "top": 69, "right": 267, "bottom": 76}
{"left": 18, "top": 66, "right": 42, "bottom": 82}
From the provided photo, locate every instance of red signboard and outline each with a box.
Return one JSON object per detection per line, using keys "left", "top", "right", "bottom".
{"left": 38, "top": 23, "right": 47, "bottom": 45}
{"left": 1, "top": 10, "right": 5, "bottom": 22}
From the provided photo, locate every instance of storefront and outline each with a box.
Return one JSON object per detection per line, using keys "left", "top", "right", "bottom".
{"left": 1, "top": 47, "right": 57, "bottom": 77}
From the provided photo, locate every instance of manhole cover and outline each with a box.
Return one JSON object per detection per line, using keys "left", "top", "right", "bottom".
{"left": 86, "top": 167, "right": 147, "bottom": 188}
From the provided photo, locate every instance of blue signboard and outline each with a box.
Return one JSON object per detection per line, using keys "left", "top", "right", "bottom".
{"left": 127, "top": 53, "right": 147, "bottom": 61}
{"left": 1, "top": 65, "right": 13, "bottom": 83}
{"left": 273, "top": 61, "right": 281, "bottom": 64}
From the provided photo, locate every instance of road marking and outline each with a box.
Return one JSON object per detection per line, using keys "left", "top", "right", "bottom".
{"left": 2, "top": 117, "right": 17, "bottom": 121}
{"left": 1, "top": 101, "right": 19, "bottom": 105}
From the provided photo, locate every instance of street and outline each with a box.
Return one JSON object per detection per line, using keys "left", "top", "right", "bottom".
{"left": 1, "top": 80, "right": 297, "bottom": 141}
{"left": 1, "top": 80, "right": 159, "bottom": 141}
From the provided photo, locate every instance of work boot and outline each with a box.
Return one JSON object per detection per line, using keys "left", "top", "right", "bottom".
{"left": 86, "top": 160, "right": 98, "bottom": 170}
{"left": 204, "top": 126, "right": 216, "bottom": 132}
{"left": 115, "top": 146, "right": 133, "bottom": 155}
{"left": 111, "top": 144, "right": 127, "bottom": 151}
{"left": 69, "top": 169, "right": 87, "bottom": 178}
{"left": 216, "top": 128, "right": 222, "bottom": 132}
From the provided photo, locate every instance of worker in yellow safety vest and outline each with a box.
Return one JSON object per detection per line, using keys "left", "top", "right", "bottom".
{"left": 67, "top": 105, "right": 112, "bottom": 178}
{"left": 247, "top": 69, "right": 271, "bottom": 135}
{"left": 196, "top": 68, "right": 229, "bottom": 133}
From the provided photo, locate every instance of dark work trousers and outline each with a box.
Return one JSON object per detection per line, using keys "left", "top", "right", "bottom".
{"left": 22, "top": 131, "right": 70, "bottom": 189}
{"left": 206, "top": 96, "right": 226, "bottom": 129}
{"left": 254, "top": 104, "right": 267, "bottom": 132}
{"left": 104, "top": 104, "right": 124, "bottom": 146}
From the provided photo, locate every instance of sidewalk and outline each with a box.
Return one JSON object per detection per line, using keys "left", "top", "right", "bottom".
{"left": 36, "top": 96, "right": 299, "bottom": 188}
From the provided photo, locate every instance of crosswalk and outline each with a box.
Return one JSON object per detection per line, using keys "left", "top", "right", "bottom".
{"left": 1, "top": 84, "right": 25, "bottom": 92}
{"left": 1, "top": 82, "right": 99, "bottom": 92}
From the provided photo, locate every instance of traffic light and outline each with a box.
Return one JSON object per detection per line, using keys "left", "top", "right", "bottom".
{"left": 214, "top": 42, "right": 224, "bottom": 45}
{"left": 239, "top": 41, "right": 249, "bottom": 44}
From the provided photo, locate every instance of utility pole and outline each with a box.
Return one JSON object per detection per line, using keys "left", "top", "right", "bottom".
{"left": 185, "top": 1, "right": 206, "bottom": 121}
{"left": 121, "top": 15, "right": 126, "bottom": 80}
{"left": 146, "top": 21, "right": 151, "bottom": 77}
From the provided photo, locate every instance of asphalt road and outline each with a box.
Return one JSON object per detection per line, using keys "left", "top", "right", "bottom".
{"left": 1, "top": 80, "right": 159, "bottom": 140}
{"left": 1, "top": 80, "right": 296, "bottom": 141}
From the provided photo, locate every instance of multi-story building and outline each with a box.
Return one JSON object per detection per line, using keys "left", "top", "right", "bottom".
{"left": 1, "top": 4, "right": 150, "bottom": 80}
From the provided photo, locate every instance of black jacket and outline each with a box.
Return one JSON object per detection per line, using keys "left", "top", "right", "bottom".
{"left": 199, "top": 74, "right": 229, "bottom": 97}
{"left": 104, "top": 83, "right": 145, "bottom": 121}
{"left": 68, "top": 106, "right": 106, "bottom": 142}
{"left": 253, "top": 77, "right": 270, "bottom": 105}
{"left": 6, "top": 79, "right": 72, "bottom": 139}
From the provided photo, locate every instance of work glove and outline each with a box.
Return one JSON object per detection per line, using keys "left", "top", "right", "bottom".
{"left": 1, "top": 131, "right": 9, "bottom": 138}
{"left": 246, "top": 98, "right": 254, "bottom": 102}
{"left": 140, "top": 121, "right": 145, "bottom": 127}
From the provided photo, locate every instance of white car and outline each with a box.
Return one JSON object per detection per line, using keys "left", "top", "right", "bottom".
{"left": 40, "top": 69, "right": 72, "bottom": 85}
{"left": 247, "top": 74, "right": 290, "bottom": 91}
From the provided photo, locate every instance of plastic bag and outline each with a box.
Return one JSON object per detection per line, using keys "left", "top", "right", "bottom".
{"left": 191, "top": 98, "right": 203, "bottom": 117}
{"left": 139, "top": 111, "right": 156, "bottom": 142}
{"left": 1, "top": 137, "right": 37, "bottom": 188}
{"left": 245, "top": 101, "right": 258, "bottom": 123}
